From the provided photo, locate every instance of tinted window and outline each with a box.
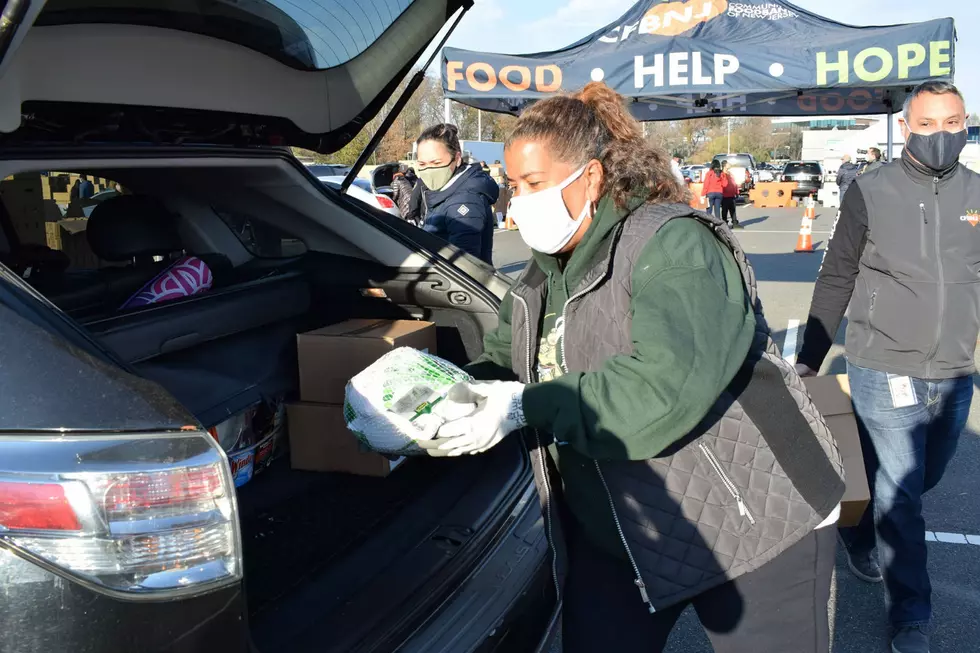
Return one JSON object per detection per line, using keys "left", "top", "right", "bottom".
{"left": 0, "top": 171, "right": 125, "bottom": 275}
{"left": 783, "top": 163, "right": 822, "bottom": 175}
{"left": 714, "top": 155, "right": 754, "bottom": 168}
{"left": 40, "top": 0, "right": 416, "bottom": 70}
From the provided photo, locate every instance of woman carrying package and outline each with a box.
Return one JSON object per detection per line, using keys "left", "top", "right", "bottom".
{"left": 419, "top": 83, "right": 845, "bottom": 653}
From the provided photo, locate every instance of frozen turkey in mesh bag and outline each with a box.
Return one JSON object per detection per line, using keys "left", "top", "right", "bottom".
{"left": 344, "top": 347, "right": 476, "bottom": 455}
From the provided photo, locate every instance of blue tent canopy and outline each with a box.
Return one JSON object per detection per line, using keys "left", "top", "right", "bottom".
{"left": 442, "top": 0, "right": 955, "bottom": 121}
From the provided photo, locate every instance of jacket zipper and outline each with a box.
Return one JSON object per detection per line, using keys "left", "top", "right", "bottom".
{"left": 925, "top": 177, "right": 944, "bottom": 368}
{"left": 558, "top": 276, "right": 656, "bottom": 613}
{"left": 919, "top": 203, "right": 928, "bottom": 261}
{"left": 593, "top": 461, "right": 657, "bottom": 613}
{"left": 698, "top": 444, "right": 756, "bottom": 525}
{"left": 513, "top": 294, "right": 560, "bottom": 600}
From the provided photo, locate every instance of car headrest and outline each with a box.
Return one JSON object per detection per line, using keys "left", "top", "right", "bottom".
{"left": 87, "top": 195, "right": 182, "bottom": 262}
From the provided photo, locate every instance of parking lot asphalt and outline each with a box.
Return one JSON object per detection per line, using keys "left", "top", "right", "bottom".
{"left": 494, "top": 205, "right": 980, "bottom": 653}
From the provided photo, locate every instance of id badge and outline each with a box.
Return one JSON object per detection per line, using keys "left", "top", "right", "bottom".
{"left": 887, "top": 375, "right": 917, "bottom": 409}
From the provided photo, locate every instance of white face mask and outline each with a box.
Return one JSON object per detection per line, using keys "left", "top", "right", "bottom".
{"left": 509, "top": 166, "right": 591, "bottom": 254}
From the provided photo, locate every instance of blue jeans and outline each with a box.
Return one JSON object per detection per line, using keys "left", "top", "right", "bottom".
{"left": 706, "top": 193, "right": 723, "bottom": 219}
{"left": 841, "top": 362, "right": 972, "bottom": 628}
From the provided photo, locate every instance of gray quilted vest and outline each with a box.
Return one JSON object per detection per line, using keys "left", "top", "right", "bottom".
{"left": 510, "top": 202, "right": 845, "bottom": 612}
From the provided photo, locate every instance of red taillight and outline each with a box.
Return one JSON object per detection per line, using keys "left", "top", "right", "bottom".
{"left": 104, "top": 466, "right": 222, "bottom": 517}
{"left": 376, "top": 195, "right": 395, "bottom": 209}
{"left": 0, "top": 481, "right": 81, "bottom": 531}
{"left": 0, "top": 434, "right": 241, "bottom": 597}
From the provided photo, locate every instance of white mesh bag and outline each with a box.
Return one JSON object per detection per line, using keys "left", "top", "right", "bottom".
{"left": 344, "top": 347, "right": 474, "bottom": 455}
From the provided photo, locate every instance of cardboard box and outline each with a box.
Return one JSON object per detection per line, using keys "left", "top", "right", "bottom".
{"left": 803, "top": 375, "right": 871, "bottom": 527}
{"left": 286, "top": 402, "right": 404, "bottom": 477}
{"left": 298, "top": 320, "right": 436, "bottom": 404}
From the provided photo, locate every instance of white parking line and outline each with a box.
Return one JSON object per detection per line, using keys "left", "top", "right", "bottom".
{"left": 926, "top": 531, "right": 980, "bottom": 546}
{"left": 782, "top": 319, "right": 800, "bottom": 364}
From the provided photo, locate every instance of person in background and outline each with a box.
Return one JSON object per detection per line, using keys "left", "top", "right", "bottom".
{"left": 700, "top": 159, "right": 726, "bottom": 220}
{"left": 390, "top": 164, "right": 415, "bottom": 220}
{"left": 835, "top": 154, "right": 860, "bottom": 201}
{"left": 670, "top": 155, "right": 686, "bottom": 186}
{"left": 861, "top": 147, "right": 884, "bottom": 175}
{"left": 795, "top": 81, "right": 979, "bottom": 653}
{"left": 405, "top": 166, "right": 418, "bottom": 187}
{"left": 415, "top": 124, "right": 499, "bottom": 264}
{"left": 721, "top": 160, "right": 741, "bottom": 229}
{"left": 480, "top": 160, "right": 491, "bottom": 175}
{"left": 77, "top": 174, "right": 95, "bottom": 199}
{"left": 422, "top": 82, "right": 844, "bottom": 653}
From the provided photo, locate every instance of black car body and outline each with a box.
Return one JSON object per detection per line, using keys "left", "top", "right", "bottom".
{"left": 0, "top": 2, "right": 557, "bottom": 652}
{"left": 781, "top": 161, "right": 825, "bottom": 197}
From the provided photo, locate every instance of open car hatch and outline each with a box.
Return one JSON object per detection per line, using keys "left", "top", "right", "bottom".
{"left": 0, "top": 0, "right": 469, "bottom": 154}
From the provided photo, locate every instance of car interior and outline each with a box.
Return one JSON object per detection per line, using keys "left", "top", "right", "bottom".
{"left": 0, "top": 152, "right": 530, "bottom": 651}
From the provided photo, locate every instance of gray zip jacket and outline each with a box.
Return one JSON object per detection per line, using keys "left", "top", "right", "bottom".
{"left": 799, "top": 153, "right": 980, "bottom": 379}
{"left": 510, "top": 203, "right": 844, "bottom": 612}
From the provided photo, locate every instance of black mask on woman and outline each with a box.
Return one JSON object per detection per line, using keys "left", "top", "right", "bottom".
{"left": 904, "top": 130, "right": 967, "bottom": 172}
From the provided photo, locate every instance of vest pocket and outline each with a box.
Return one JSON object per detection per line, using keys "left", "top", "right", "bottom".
{"left": 698, "top": 443, "right": 756, "bottom": 528}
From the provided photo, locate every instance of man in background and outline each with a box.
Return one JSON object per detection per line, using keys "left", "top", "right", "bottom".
{"left": 796, "top": 81, "right": 979, "bottom": 653}
{"left": 862, "top": 147, "right": 884, "bottom": 175}
{"left": 670, "top": 155, "right": 686, "bottom": 186}
{"left": 835, "top": 154, "right": 860, "bottom": 201}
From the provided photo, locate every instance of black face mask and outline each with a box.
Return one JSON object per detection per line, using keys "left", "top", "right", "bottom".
{"left": 904, "top": 129, "right": 967, "bottom": 172}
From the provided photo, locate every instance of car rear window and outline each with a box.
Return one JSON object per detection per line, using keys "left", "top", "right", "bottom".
{"left": 39, "top": 0, "right": 416, "bottom": 70}
{"left": 714, "top": 155, "right": 753, "bottom": 168}
{"left": 783, "top": 163, "right": 822, "bottom": 175}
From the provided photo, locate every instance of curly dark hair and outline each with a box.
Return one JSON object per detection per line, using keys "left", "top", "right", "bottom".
{"left": 505, "top": 82, "right": 687, "bottom": 210}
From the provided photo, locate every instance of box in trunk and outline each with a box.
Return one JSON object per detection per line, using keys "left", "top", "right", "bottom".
{"left": 803, "top": 374, "right": 871, "bottom": 528}
{"left": 286, "top": 402, "right": 404, "bottom": 477}
{"left": 297, "top": 319, "right": 436, "bottom": 404}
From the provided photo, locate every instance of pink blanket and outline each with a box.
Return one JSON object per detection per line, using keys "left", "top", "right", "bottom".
{"left": 120, "top": 256, "right": 213, "bottom": 310}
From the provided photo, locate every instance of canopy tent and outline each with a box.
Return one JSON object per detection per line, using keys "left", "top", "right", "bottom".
{"left": 442, "top": 0, "right": 955, "bottom": 134}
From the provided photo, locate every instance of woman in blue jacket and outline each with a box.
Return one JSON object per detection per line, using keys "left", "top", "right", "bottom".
{"left": 415, "top": 124, "right": 499, "bottom": 265}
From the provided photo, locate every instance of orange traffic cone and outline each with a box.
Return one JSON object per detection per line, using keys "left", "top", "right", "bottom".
{"left": 795, "top": 207, "right": 814, "bottom": 253}
{"left": 804, "top": 194, "right": 817, "bottom": 221}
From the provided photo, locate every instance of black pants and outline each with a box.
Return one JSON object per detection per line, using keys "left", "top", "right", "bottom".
{"left": 563, "top": 520, "right": 836, "bottom": 653}
{"left": 722, "top": 197, "right": 738, "bottom": 223}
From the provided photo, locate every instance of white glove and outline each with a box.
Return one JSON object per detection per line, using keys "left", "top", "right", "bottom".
{"left": 417, "top": 381, "right": 526, "bottom": 457}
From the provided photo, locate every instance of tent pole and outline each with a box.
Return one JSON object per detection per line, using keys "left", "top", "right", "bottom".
{"left": 444, "top": 98, "right": 452, "bottom": 123}
{"left": 886, "top": 105, "right": 894, "bottom": 162}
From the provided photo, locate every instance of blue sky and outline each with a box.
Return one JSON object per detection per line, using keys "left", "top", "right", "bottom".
{"left": 433, "top": 0, "right": 980, "bottom": 112}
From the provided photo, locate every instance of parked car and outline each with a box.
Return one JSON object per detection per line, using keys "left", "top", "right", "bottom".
{"left": 317, "top": 175, "right": 401, "bottom": 218}
{"left": 0, "top": 2, "right": 556, "bottom": 652}
{"left": 712, "top": 153, "right": 757, "bottom": 195}
{"left": 756, "top": 163, "right": 776, "bottom": 183}
{"left": 781, "top": 161, "right": 825, "bottom": 197}
{"left": 683, "top": 164, "right": 707, "bottom": 183}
